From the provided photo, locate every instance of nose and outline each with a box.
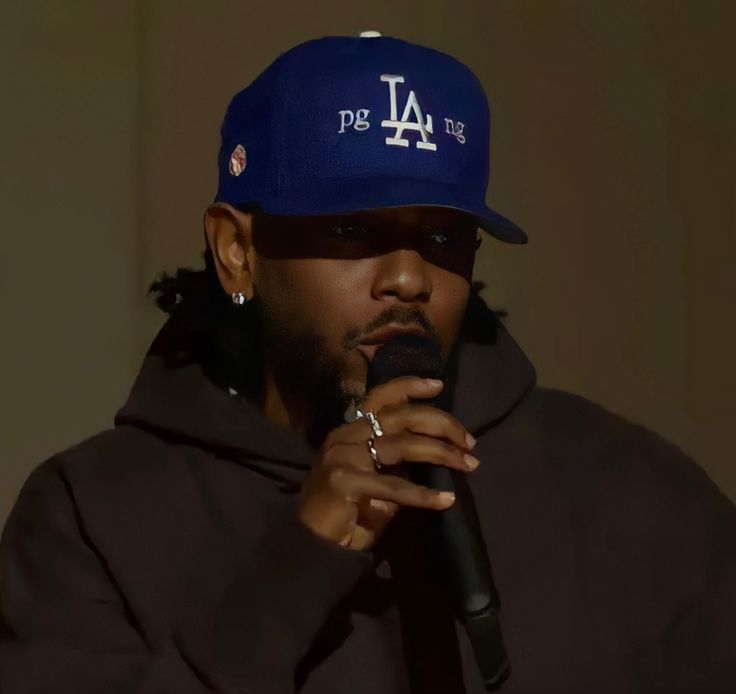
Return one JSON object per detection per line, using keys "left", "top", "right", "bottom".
{"left": 370, "top": 248, "right": 433, "bottom": 303}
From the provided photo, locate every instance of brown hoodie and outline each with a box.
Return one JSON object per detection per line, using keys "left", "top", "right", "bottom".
{"left": 1, "top": 313, "right": 734, "bottom": 693}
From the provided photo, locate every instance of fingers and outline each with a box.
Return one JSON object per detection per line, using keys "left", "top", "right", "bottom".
{"left": 361, "top": 376, "right": 445, "bottom": 413}
{"left": 329, "top": 466, "right": 456, "bottom": 511}
{"left": 400, "top": 404, "right": 477, "bottom": 451}
{"left": 321, "top": 435, "right": 478, "bottom": 474}
{"left": 332, "top": 403, "right": 475, "bottom": 453}
{"left": 374, "top": 432, "right": 479, "bottom": 472}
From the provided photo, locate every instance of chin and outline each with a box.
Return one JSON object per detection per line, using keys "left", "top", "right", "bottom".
{"left": 341, "top": 373, "right": 366, "bottom": 402}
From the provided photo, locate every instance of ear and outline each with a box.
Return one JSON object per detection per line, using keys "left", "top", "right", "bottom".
{"left": 204, "top": 203, "right": 256, "bottom": 300}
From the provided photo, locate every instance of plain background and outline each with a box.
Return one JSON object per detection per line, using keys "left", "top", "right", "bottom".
{"left": 1, "top": 0, "right": 734, "bottom": 527}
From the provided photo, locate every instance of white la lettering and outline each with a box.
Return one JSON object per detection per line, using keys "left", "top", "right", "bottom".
{"left": 338, "top": 108, "right": 371, "bottom": 133}
{"left": 444, "top": 118, "right": 466, "bottom": 144}
{"left": 380, "top": 74, "right": 437, "bottom": 151}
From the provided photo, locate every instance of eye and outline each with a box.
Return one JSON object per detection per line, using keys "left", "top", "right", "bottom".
{"left": 330, "top": 224, "right": 371, "bottom": 241}
{"left": 424, "top": 227, "right": 461, "bottom": 248}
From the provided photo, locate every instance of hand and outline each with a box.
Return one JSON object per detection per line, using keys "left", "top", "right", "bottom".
{"left": 297, "top": 377, "right": 479, "bottom": 551}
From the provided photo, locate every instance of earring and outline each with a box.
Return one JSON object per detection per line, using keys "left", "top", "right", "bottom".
{"left": 231, "top": 291, "right": 248, "bottom": 306}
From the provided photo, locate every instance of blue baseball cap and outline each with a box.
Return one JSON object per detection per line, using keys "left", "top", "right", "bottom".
{"left": 214, "top": 32, "right": 527, "bottom": 244}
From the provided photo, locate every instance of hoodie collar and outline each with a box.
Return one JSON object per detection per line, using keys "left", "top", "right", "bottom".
{"left": 115, "top": 314, "right": 536, "bottom": 488}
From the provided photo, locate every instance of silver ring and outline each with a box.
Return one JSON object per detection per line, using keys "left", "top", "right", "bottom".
{"left": 367, "top": 436, "right": 383, "bottom": 472}
{"left": 356, "top": 408, "right": 384, "bottom": 438}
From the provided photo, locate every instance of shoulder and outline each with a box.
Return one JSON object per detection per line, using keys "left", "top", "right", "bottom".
{"left": 25, "top": 425, "right": 184, "bottom": 493}
{"left": 6, "top": 425, "right": 211, "bottom": 536}
{"left": 523, "top": 385, "right": 709, "bottom": 481}
{"left": 519, "top": 385, "right": 736, "bottom": 553}
{"left": 0, "top": 429, "right": 168, "bottom": 581}
{"left": 7, "top": 426, "right": 161, "bottom": 503}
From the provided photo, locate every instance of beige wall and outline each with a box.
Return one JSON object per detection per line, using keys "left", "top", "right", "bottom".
{"left": 2, "top": 1, "right": 734, "bottom": 525}
{"left": 0, "top": 1, "right": 145, "bottom": 523}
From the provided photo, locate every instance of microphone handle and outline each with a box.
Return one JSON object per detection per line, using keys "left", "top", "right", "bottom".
{"left": 408, "top": 462, "right": 510, "bottom": 690}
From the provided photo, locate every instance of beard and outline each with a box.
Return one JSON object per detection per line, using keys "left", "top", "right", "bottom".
{"left": 252, "top": 290, "right": 360, "bottom": 446}
{"left": 235, "top": 289, "right": 465, "bottom": 448}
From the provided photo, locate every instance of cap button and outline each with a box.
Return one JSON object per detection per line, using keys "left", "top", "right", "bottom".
{"left": 359, "top": 30, "right": 382, "bottom": 38}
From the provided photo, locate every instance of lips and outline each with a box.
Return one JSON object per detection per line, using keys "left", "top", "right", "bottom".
{"left": 357, "top": 324, "right": 428, "bottom": 362}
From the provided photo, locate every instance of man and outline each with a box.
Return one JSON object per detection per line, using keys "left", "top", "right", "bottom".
{"left": 1, "top": 33, "right": 734, "bottom": 694}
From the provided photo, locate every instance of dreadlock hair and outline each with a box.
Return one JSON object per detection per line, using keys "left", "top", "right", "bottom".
{"left": 148, "top": 246, "right": 228, "bottom": 331}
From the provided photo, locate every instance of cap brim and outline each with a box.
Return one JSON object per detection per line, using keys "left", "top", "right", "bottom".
{"left": 232, "top": 177, "right": 528, "bottom": 245}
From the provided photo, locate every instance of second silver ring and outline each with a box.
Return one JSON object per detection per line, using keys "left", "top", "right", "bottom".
{"left": 367, "top": 436, "right": 384, "bottom": 472}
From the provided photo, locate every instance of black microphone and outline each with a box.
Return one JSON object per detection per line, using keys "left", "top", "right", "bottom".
{"left": 366, "top": 334, "right": 510, "bottom": 691}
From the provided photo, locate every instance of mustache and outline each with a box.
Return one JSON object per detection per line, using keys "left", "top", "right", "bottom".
{"left": 344, "top": 306, "right": 439, "bottom": 349}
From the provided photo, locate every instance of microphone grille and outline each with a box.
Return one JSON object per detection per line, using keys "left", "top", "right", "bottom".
{"left": 366, "top": 334, "right": 444, "bottom": 390}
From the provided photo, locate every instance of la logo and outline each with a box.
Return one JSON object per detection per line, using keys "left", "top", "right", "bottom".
{"left": 380, "top": 74, "right": 437, "bottom": 151}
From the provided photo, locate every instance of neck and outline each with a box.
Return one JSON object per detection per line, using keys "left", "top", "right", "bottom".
{"left": 261, "top": 360, "right": 311, "bottom": 432}
{"left": 260, "top": 356, "right": 346, "bottom": 449}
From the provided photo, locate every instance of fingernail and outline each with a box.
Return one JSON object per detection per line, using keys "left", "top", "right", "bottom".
{"left": 464, "top": 454, "right": 480, "bottom": 470}
{"left": 425, "top": 379, "right": 443, "bottom": 387}
{"left": 437, "top": 491, "right": 455, "bottom": 504}
{"left": 369, "top": 498, "right": 392, "bottom": 513}
{"left": 465, "top": 432, "right": 477, "bottom": 449}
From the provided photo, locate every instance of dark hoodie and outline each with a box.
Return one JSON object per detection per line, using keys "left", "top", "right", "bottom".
{"left": 1, "top": 312, "right": 735, "bottom": 694}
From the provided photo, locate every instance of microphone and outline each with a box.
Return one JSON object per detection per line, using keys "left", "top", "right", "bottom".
{"left": 366, "top": 334, "right": 510, "bottom": 691}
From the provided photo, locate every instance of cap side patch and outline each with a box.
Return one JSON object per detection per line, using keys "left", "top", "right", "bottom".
{"left": 229, "top": 144, "right": 247, "bottom": 176}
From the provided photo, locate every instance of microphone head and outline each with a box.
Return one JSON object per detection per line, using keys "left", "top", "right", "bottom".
{"left": 366, "top": 334, "right": 443, "bottom": 389}
{"left": 366, "top": 334, "right": 454, "bottom": 411}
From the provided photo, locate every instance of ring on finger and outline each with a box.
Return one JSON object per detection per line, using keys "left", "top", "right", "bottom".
{"left": 356, "top": 408, "right": 384, "bottom": 438}
{"left": 367, "top": 436, "right": 384, "bottom": 472}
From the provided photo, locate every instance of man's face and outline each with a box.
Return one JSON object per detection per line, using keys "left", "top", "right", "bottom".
{"left": 249, "top": 206, "right": 481, "bottom": 421}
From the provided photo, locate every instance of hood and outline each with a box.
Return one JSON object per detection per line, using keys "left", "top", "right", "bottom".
{"left": 114, "top": 310, "right": 537, "bottom": 488}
